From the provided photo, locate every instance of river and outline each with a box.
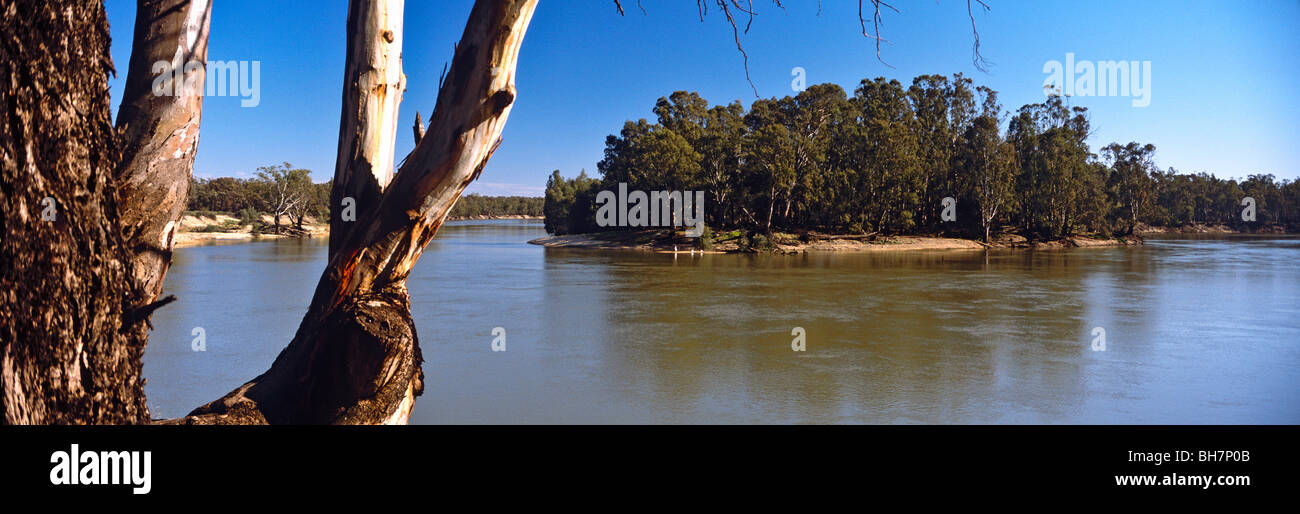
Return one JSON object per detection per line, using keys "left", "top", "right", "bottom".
{"left": 143, "top": 220, "right": 1300, "bottom": 423}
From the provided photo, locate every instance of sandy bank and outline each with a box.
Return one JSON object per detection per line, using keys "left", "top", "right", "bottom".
{"left": 1133, "top": 222, "right": 1293, "bottom": 234}
{"left": 173, "top": 213, "right": 541, "bottom": 248}
{"left": 173, "top": 231, "right": 308, "bottom": 247}
{"left": 529, "top": 230, "right": 1142, "bottom": 254}
{"left": 445, "top": 214, "right": 543, "bottom": 221}
{"left": 528, "top": 231, "right": 726, "bottom": 253}
{"left": 173, "top": 214, "right": 327, "bottom": 248}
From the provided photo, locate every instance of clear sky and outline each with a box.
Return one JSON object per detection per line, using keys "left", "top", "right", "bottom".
{"left": 105, "top": 0, "right": 1300, "bottom": 195}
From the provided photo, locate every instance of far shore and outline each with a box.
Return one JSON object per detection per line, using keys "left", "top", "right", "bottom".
{"left": 1132, "top": 222, "right": 1294, "bottom": 235}
{"left": 173, "top": 213, "right": 542, "bottom": 248}
{"left": 173, "top": 214, "right": 1289, "bottom": 251}
{"left": 528, "top": 230, "right": 1144, "bottom": 254}
{"left": 531, "top": 221, "right": 1300, "bottom": 254}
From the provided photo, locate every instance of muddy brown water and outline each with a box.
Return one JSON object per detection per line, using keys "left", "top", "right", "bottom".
{"left": 144, "top": 221, "right": 1300, "bottom": 423}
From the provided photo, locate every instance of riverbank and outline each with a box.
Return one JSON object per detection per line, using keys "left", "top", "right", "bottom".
{"left": 173, "top": 214, "right": 327, "bottom": 248}
{"left": 1133, "top": 222, "right": 1294, "bottom": 234}
{"left": 173, "top": 213, "right": 543, "bottom": 247}
{"left": 528, "top": 229, "right": 1142, "bottom": 254}
{"left": 445, "top": 214, "right": 543, "bottom": 221}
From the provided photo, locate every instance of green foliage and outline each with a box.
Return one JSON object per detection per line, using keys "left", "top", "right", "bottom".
{"left": 188, "top": 166, "right": 328, "bottom": 227}
{"left": 1007, "top": 95, "right": 1099, "bottom": 238}
{"left": 1101, "top": 142, "right": 1158, "bottom": 234}
{"left": 543, "top": 169, "right": 603, "bottom": 235}
{"left": 188, "top": 177, "right": 265, "bottom": 212}
{"left": 237, "top": 207, "right": 260, "bottom": 225}
{"left": 738, "top": 233, "right": 775, "bottom": 252}
{"left": 189, "top": 170, "right": 540, "bottom": 226}
{"left": 693, "top": 225, "right": 714, "bottom": 250}
{"left": 957, "top": 113, "right": 1018, "bottom": 241}
{"left": 196, "top": 218, "right": 241, "bottom": 232}
{"left": 449, "top": 194, "right": 543, "bottom": 218}
{"left": 535, "top": 78, "right": 1300, "bottom": 239}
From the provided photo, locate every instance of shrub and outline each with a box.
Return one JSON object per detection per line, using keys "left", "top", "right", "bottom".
{"left": 238, "top": 207, "right": 260, "bottom": 225}
{"left": 738, "top": 232, "right": 776, "bottom": 252}
{"left": 693, "top": 226, "right": 714, "bottom": 250}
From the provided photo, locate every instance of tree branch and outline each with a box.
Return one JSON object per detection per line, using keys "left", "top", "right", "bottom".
{"left": 115, "top": 0, "right": 212, "bottom": 304}
{"left": 330, "top": 0, "right": 407, "bottom": 260}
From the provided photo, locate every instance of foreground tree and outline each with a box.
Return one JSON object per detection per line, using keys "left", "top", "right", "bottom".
{"left": 1, "top": 0, "right": 211, "bottom": 424}
{"left": 1, "top": 0, "right": 140, "bottom": 424}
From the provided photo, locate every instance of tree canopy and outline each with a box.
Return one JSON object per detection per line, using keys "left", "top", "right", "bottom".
{"left": 545, "top": 74, "right": 1300, "bottom": 240}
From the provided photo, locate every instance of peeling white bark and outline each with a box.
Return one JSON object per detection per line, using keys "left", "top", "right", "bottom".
{"left": 116, "top": 0, "right": 212, "bottom": 302}
{"left": 331, "top": 0, "right": 407, "bottom": 258}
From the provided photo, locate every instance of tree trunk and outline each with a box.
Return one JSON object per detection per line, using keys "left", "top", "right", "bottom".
{"left": 330, "top": 0, "right": 405, "bottom": 260}
{"left": 765, "top": 185, "right": 776, "bottom": 232}
{"left": 2, "top": 0, "right": 212, "bottom": 424}
{"left": 175, "top": 0, "right": 538, "bottom": 425}
{"left": 115, "top": 0, "right": 212, "bottom": 304}
{"left": 1, "top": 0, "right": 149, "bottom": 424}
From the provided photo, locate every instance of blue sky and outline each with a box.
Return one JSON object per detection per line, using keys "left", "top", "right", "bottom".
{"left": 105, "top": 0, "right": 1300, "bottom": 195}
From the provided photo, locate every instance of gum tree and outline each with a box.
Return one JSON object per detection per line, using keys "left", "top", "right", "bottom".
{"left": 1, "top": 0, "right": 212, "bottom": 424}
{"left": 2, "top": 0, "right": 991, "bottom": 424}
{"left": 958, "top": 112, "right": 1018, "bottom": 242}
{"left": 1102, "top": 142, "right": 1157, "bottom": 235}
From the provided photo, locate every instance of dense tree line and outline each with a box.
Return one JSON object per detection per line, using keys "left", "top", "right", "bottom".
{"left": 545, "top": 74, "right": 1300, "bottom": 239}
{"left": 449, "top": 194, "right": 544, "bottom": 218}
{"left": 189, "top": 167, "right": 541, "bottom": 230}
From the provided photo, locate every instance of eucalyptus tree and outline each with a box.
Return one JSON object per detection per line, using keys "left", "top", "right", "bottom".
{"left": 255, "top": 163, "right": 313, "bottom": 233}
{"left": 1009, "top": 96, "right": 1094, "bottom": 238}
{"left": 696, "top": 102, "right": 747, "bottom": 227}
{"left": 654, "top": 91, "right": 710, "bottom": 147}
{"left": 783, "top": 84, "right": 849, "bottom": 228}
{"left": 1240, "top": 173, "right": 1282, "bottom": 225}
{"left": 2, "top": 0, "right": 995, "bottom": 424}
{"left": 742, "top": 105, "right": 798, "bottom": 232}
{"left": 908, "top": 74, "right": 978, "bottom": 229}
{"left": 957, "top": 115, "right": 1017, "bottom": 242}
{"left": 597, "top": 119, "right": 701, "bottom": 193}
{"left": 856, "top": 77, "right": 923, "bottom": 233}
{"left": 1102, "top": 142, "right": 1157, "bottom": 234}
{"left": 1, "top": 0, "right": 213, "bottom": 424}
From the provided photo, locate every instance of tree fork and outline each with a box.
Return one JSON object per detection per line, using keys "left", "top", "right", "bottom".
{"left": 176, "top": 0, "right": 537, "bottom": 424}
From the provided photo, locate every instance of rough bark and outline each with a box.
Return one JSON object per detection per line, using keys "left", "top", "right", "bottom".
{"left": 115, "top": 0, "right": 211, "bottom": 304}
{"left": 0, "top": 0, "right": 150, "bottom": 424}
{"left": 177, "top": 0, "right": 538, "bottom": 425}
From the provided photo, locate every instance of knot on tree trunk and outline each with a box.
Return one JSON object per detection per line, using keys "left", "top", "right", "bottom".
{"left": 165, "top": 290, "right": 424, "bottom": 425}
